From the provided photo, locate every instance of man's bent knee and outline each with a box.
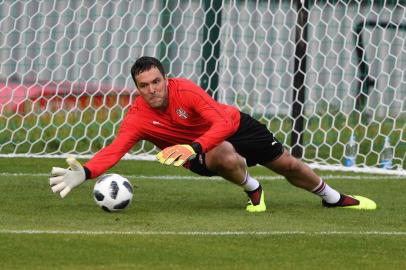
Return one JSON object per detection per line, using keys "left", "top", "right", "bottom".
{"left": 205, "top": 142, "right": 245, "bottom": 173}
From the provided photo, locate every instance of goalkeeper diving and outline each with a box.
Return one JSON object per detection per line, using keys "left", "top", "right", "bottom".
{"left": 49, "top": 56, "right": 376, "bottom": 212}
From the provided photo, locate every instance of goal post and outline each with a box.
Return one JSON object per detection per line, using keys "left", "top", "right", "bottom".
{"left": 0, "top": 0, "right": 405, "bottom": 175}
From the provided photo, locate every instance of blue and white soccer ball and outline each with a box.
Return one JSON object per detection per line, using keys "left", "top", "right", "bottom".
{"left": 93, "top": 174, "right": 133, "bottom": 212}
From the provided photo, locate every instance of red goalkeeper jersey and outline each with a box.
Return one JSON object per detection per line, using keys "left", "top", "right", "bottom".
{"left": 84, "top": 78, "right": 241, "bottom": 178}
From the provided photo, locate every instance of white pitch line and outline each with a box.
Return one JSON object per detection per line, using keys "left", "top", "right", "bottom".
{"left": 0, "top": 229, "right": 405, "bottom": 236}
{"left": 0, "top": 172, "right": 405, "bottom": 180}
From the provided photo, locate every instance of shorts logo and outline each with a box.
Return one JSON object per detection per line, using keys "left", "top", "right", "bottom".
{"left": 176, "top": 108, "right": 188, "bottom": 119}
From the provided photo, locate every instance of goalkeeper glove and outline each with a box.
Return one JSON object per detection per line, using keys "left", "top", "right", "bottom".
{"left": 49, "top": 156, "right": 86, "bottom": 198}
{"left": 156, "top": 144, "right": 196, "bottom": 167}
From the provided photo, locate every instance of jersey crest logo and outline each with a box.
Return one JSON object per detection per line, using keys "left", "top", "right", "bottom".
{"left": 176, "top": 108, "right": 188, "bottom": 119}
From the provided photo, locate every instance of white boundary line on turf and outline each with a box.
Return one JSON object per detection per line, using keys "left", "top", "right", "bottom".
{"left": 0, "top": 229, "right": 405, "bottom": 236}
{"left": 0, "top": 172, "right": 405, "bottom": 180}
{"left": 2, "top": 154, "right": 406, "bottom": 175}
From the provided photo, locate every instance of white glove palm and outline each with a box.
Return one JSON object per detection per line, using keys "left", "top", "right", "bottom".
{"left": 49, "top": 157, "right": 86, "bottom": 198}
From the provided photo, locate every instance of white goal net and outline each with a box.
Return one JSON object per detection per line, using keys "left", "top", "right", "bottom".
{"left": 0, "top": 0, "right": 405, "bottom": 175}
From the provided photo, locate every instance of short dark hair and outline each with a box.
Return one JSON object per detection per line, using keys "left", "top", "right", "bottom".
{"left": 131, "top": 56, "right": 166, "bottom": 86}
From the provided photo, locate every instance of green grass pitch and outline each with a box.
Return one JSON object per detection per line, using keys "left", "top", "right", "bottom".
{"left": 0, "top": 157, "right": 405, "bottom": 269}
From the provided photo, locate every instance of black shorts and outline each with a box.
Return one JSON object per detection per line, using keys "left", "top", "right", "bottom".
{"left": 188, "top": 112, "right": 284, "bottom": 176}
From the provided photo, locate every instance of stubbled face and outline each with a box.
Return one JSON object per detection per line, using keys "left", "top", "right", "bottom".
{"left": 134, "top": 67, "right": 168, "bottom": 110}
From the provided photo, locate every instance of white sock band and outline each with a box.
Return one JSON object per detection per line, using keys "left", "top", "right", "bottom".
{"left": 312, "top": 179, "right": 340, "bottom": 204}
{"left": 240, "top": 171, "right": 260, "bottom": 191}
